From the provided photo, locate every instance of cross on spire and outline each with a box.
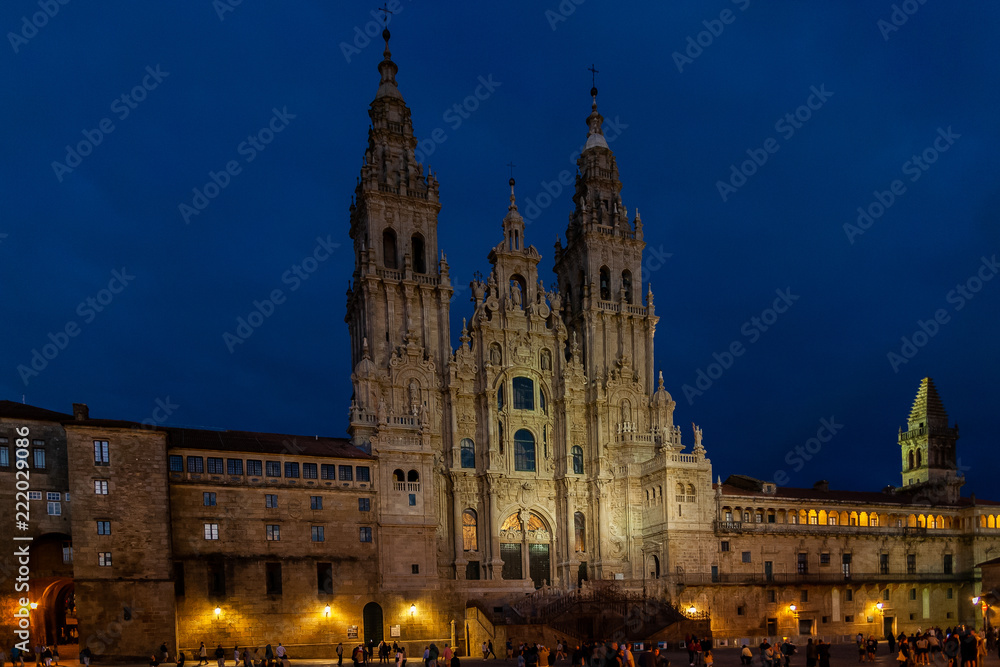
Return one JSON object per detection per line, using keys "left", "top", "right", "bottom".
{"left": 588, "top": 63, "right": 599, "bottom": 88}
{"left": 377, "top": 2, "right": 393, "bottom": 25}
{"left": 506, "top": 161, "right": 517, "bottom": 180}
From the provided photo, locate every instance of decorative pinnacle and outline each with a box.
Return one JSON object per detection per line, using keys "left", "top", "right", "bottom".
{"left": 588, "top": 63, "right": 599, "bottom": 104}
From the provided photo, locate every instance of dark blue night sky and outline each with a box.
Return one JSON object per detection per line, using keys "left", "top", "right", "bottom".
{"left": 3, "top": 2, "right": 998, "bottom": 495}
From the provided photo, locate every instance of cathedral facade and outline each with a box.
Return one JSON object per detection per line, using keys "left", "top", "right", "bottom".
{"left": 2, "top": 31, "right": 999, "bottom": 662}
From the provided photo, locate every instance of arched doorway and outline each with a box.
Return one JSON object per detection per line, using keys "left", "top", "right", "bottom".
{"left": 362, "top": 602, "right": 384, "bottom": 647}
{"left": 499, "top": 511, "right": 553, "bottom": 588}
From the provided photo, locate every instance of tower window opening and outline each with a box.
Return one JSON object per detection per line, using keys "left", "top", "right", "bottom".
{"left": 383, "top": 228, "right": 398, "bottom": 270}
{"left": 599, "top": 266, "right": 611, "bottom": 301}
{"left": 622, "top": 270, "right": 633, "bottom": 304}
{"left": 411, "top": 234, "right": 426, "bottom": 273}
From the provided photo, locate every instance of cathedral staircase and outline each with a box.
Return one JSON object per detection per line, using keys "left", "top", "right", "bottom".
{"left": 485, "top": 582, "right": 708, "bottom": 643}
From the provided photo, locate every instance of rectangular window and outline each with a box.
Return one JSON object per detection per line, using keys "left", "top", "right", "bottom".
{"left": 844, "top": 614, "right": 854, "bottom": 623}
{"left": 820, "top": 552, "right": 831, "bottom": 565}
{"left": 947, "top": 588, "right": 953, "bottom": 599}
{"left": 359, "top": 498, "right": 370, "bottom": 512}
{"left": 265, "top": 562, "right": 282, "bottom": 595}
{"left": 711, "top": 565, "right": 719, "bottom": 583}
{"left": 266, "top": 524, "right": 280, "bottom": 541}
{"left": 169, "top": 455, "right": 183, "bottom": 472}
{"left": 846, "top": 589, "right": 854, "bottom": 602}
{"left": 187, "top": 456, "right": 204, "bottom": 473}
{"left": 174, "top": 562, "right": 185, "bottom": 597}
{"left": 907, "top": 553, "right": 916, "bottom": 574}
{"left": 207, "top": 457, "right": 224, "bottom": 474}
{"left": 303, "top": 462, "right": 318, "bottom": 479}
{"left": 767, "top": 590, "right": 777, "bottom": 603}
{"left": 0, "top": 444, "right": 8, "bottom": 467}
{"left": 721, "top": 541, "right": 730, "bottom": 552}
{"left": 737, "top": 605, "right": 746, "bottom": 616}
{"left": 797, "top": 552, "right": 808, "bottom": 574}
{"left": 247, "top": 459, "right": 262, "bottom": 476}
{"left": 93, "top": 440, "right": 109, "bottom": 465}
{"left": 47, "top": 502, "right": 61, "bottom": 516}
{"left": 94, "top": 480, "right": 109, "bottom": 495}
{"left": 318, "top": 562, "right": 333, "bottom": 594}
{"left": 28, "top": 491, "right": 42, "bottom": 500}
{"left": 360, "top": 527, "right": 373, "bottom": 542}
{"left": 204, "top": 523, "right": 219, "bottom": 540}
{"left": 265, "top": 494, "right": 278, "bottom": 508}
{"left": 203, "top": 492, "right": 216, "bottom": 506}
{"left": 266, "top": 460, "right": 281, "bottom": 477}
{"left": 883, "top": 589, "right": 890, "bottom": 601}
{"left": 943, "top": 554, "right": 953, "bottom": 574}
{"left": 311, "top": 496, "right": 323, "bottom": 510}
{"left": 801, "top": 589, "right": 808, "bottom": 603}
{"left": 64, "top": 493, "right": 70, "bottom": 502}
{"left": 408, "top": 493, "right": 416, "bottom": 506}
{"left": 339, "top": 465, "right": 354, "bottom": 481}
{"left": 742, "top": 551, "right": 751, "bottom": 563}
{"left": 97, "top": 520, "right": 111, "bottom": 535}
{"left": 321, "top": 464, "right": 336, "bottom": 480}
{"left": 98, "top": 552, "right": 112, "bottom": 567}
{"left": 513, "top": 377, "right": 535, "bottom": 410}
{"left": 311, "top": 526, "right": 325, "bottom": 542}
{"left": 411, "top": 564, "right": 419, "bottom": 574}
{"left": 356, "top": 466, "right": 371, "bottom": 482}
{"left": 47, "top": 492, "right": 61, "bottom": 501}
{"left": 34, "top": 448, "right": 46, "bottom": 470}
{"left": 208, "top": 561, "right": 226, "bottom": 596}
{"left": 227, "top": 459, "right": 243, "bottom": 475}
{"left": 284, "top": 462, "right": 299, "bottom": 478}
{"left": 909, "top": 588, "right": 917, "bottom": 600}
{"left": 880, "top": 553, "right": 890, "bottom": 574}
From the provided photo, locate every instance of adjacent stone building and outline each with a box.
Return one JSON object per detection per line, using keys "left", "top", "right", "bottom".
{"left": 2, "top": 29, "right": 999, "bottom": 662}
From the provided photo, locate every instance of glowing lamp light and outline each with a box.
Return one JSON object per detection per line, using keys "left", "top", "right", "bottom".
{"left": 876, "top": 602, "right": 884, "bottom": 610}
{"left": 324, "top": 605, "right": 331, "bottom": 616}
{"left": 214, "top": 607, "right": 222, "bottom": 616}
{"left": 409, "top": 604, "right": 417, "bottom": 615}
{"left": 687, "top": 606, "right": 697, "bottom": 615}
{"left": 29, "top": 603, "right": 38, "bottom": 609}
{"left": 789, "top": 605, "right": 797, "bottom": 612}
{"left": 973, "top": 597, "right": 981, "bottom": 605}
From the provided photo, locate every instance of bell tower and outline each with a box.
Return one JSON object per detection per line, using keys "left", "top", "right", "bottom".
{"left": 898, "top": 377, "right": 962, "bottom": 502}
{"left": 552, "top": 84, "right": 657, "bottom": 395}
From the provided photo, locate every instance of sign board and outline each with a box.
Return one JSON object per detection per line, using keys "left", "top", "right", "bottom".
{"left": 347, "top": 626, "right": 358, "bottom": 639}
{"left": 390, "top": 625, "right": 400, "bottom": 638}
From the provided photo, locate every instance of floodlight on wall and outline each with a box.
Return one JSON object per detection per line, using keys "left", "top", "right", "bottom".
{"left": 214, "top": 607, "right": 222, "bottom": 616}
{"left": 29, "top": 603, "right": 38, "bottom": 609}
{"left": 876, "top": 602, "right": 884, "bottom": 611}
{"left": 687, "top": 606, "right": 696, "bottom": 615}
{"left": 789, "top": 605, "right": 797, "bottom": 612}
{"left": 325, "top": 606, "right": 331, "bottom": 616}
{"left": 974, "top": 597, "right": 981, "bottom": 605}
{"left": 410, "top": 604, "right": 417, "bottom": 616}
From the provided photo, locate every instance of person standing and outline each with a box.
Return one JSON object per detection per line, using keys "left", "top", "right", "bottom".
{"left": 488, "top": 643, "right": 497, "bottom": 660}
{"left": 816, "top": 641, "right": 830, "bottom": 667}
{"left": 199, "top": 644, "right": 209, "bottom": 666}
{"left": 80, "top": 649, "right": 91, "bottom": 667}
{"left": 337, "top": 644, "right": 344, "bottom": 667}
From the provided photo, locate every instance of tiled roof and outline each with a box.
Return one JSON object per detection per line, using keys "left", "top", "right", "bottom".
{"left": 0, "top": 400, "right": 73, "bottom": 422}
{"left": 166, "top": 427, "right": 370, "bottom": 459}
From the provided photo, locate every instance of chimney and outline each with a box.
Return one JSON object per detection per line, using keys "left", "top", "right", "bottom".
{"left": 813, "top": 480, "right": 829, "bottom": 492}
{"left": 72, "top": 403, "right": 89, "bottom": 421}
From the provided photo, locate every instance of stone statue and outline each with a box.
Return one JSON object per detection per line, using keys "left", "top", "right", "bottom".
{"left": 511, "top": 281, "right": 522, "bottom": 308}
{"left": 693, "top": 423, "right": 703, "bottom": 447}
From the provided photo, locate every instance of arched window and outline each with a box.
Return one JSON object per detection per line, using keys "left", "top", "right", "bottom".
{"left": 514, "top": 429, "right": 535, "bottom": 472}
{"left": 916, "top": 449, "right": 922, "bottom": 468}
{"left": 498, "top": 421, "right": 504, "bottom": 455}
{"left": 676, "top": 483, "right": 685, "bottom": 502}
{"left": 462, "top": 509, "right": 478, "bottom": 551}
{"left": 650, "top": 555, "right": 660, "bottom": 579}
{"left": 497, "top": 385, "right": 504, "bottom": 410}
{"left": 599, "top": 266, "right": 611, "bottom": 300}
{"left": 908, "top": 450, "right": 914, "bottom": 470}
{"left": 540, "top": 390, "right": 547, "bottom": 415}
{"left": 571, "top": 446, "right": 584, "bottom": 474}
{"left": 383, "top": 228, "right": 398, "bottom": 270}
{"left": 574, "top": 512, "right": 586, "bottom": 552}
{"left": 460, "top": 438, "right": 475, "bottom": 469}
{"left": 622, "top": 269, "right": 633, "bottom": 304}
{"left": 407, "top": 469, "right": 419, "bottom": 483}
{"left": 411, "top": 233, "right": 426, "bottom": 273}
{"left": 513, "top": 377, "right": 534, "bottom": 410}
{"left": 687, "top": 484, "right": 696, "bottom": 502}
{"left": 392, "top": 469, "right": 404, "bottom": 483}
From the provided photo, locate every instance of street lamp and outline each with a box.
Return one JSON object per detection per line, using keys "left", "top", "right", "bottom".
{"left": 973, "top": 597, "right": 981, "bottom": 605}
{"left": 687, "top": 606, "right": 697, "bottom": 615}
{"left": 409, "top": 604, "right": 417, "bottom": 616}
{"left": 876, "top": 602, "right": 884, "bottom": 610}
{"left": 324, "top": 605, "right": 331, "bottom": 616}
{"left": 214, "top": 607, "right": 222, "bottom": 616}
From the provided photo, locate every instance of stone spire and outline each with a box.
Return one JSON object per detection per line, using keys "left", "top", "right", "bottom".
{"left": 375, "top": 27, "right": 403, "bottom": 101}
{"left": 907, "top": 377, "right": 949, "bottom": 429}
{"left": 898, "top": 377, "right": 961, "bottom": 496}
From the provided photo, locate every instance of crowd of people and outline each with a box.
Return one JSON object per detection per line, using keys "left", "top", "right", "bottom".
{"left": 889, "top": 627, "right": 993, "bottom": 667}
